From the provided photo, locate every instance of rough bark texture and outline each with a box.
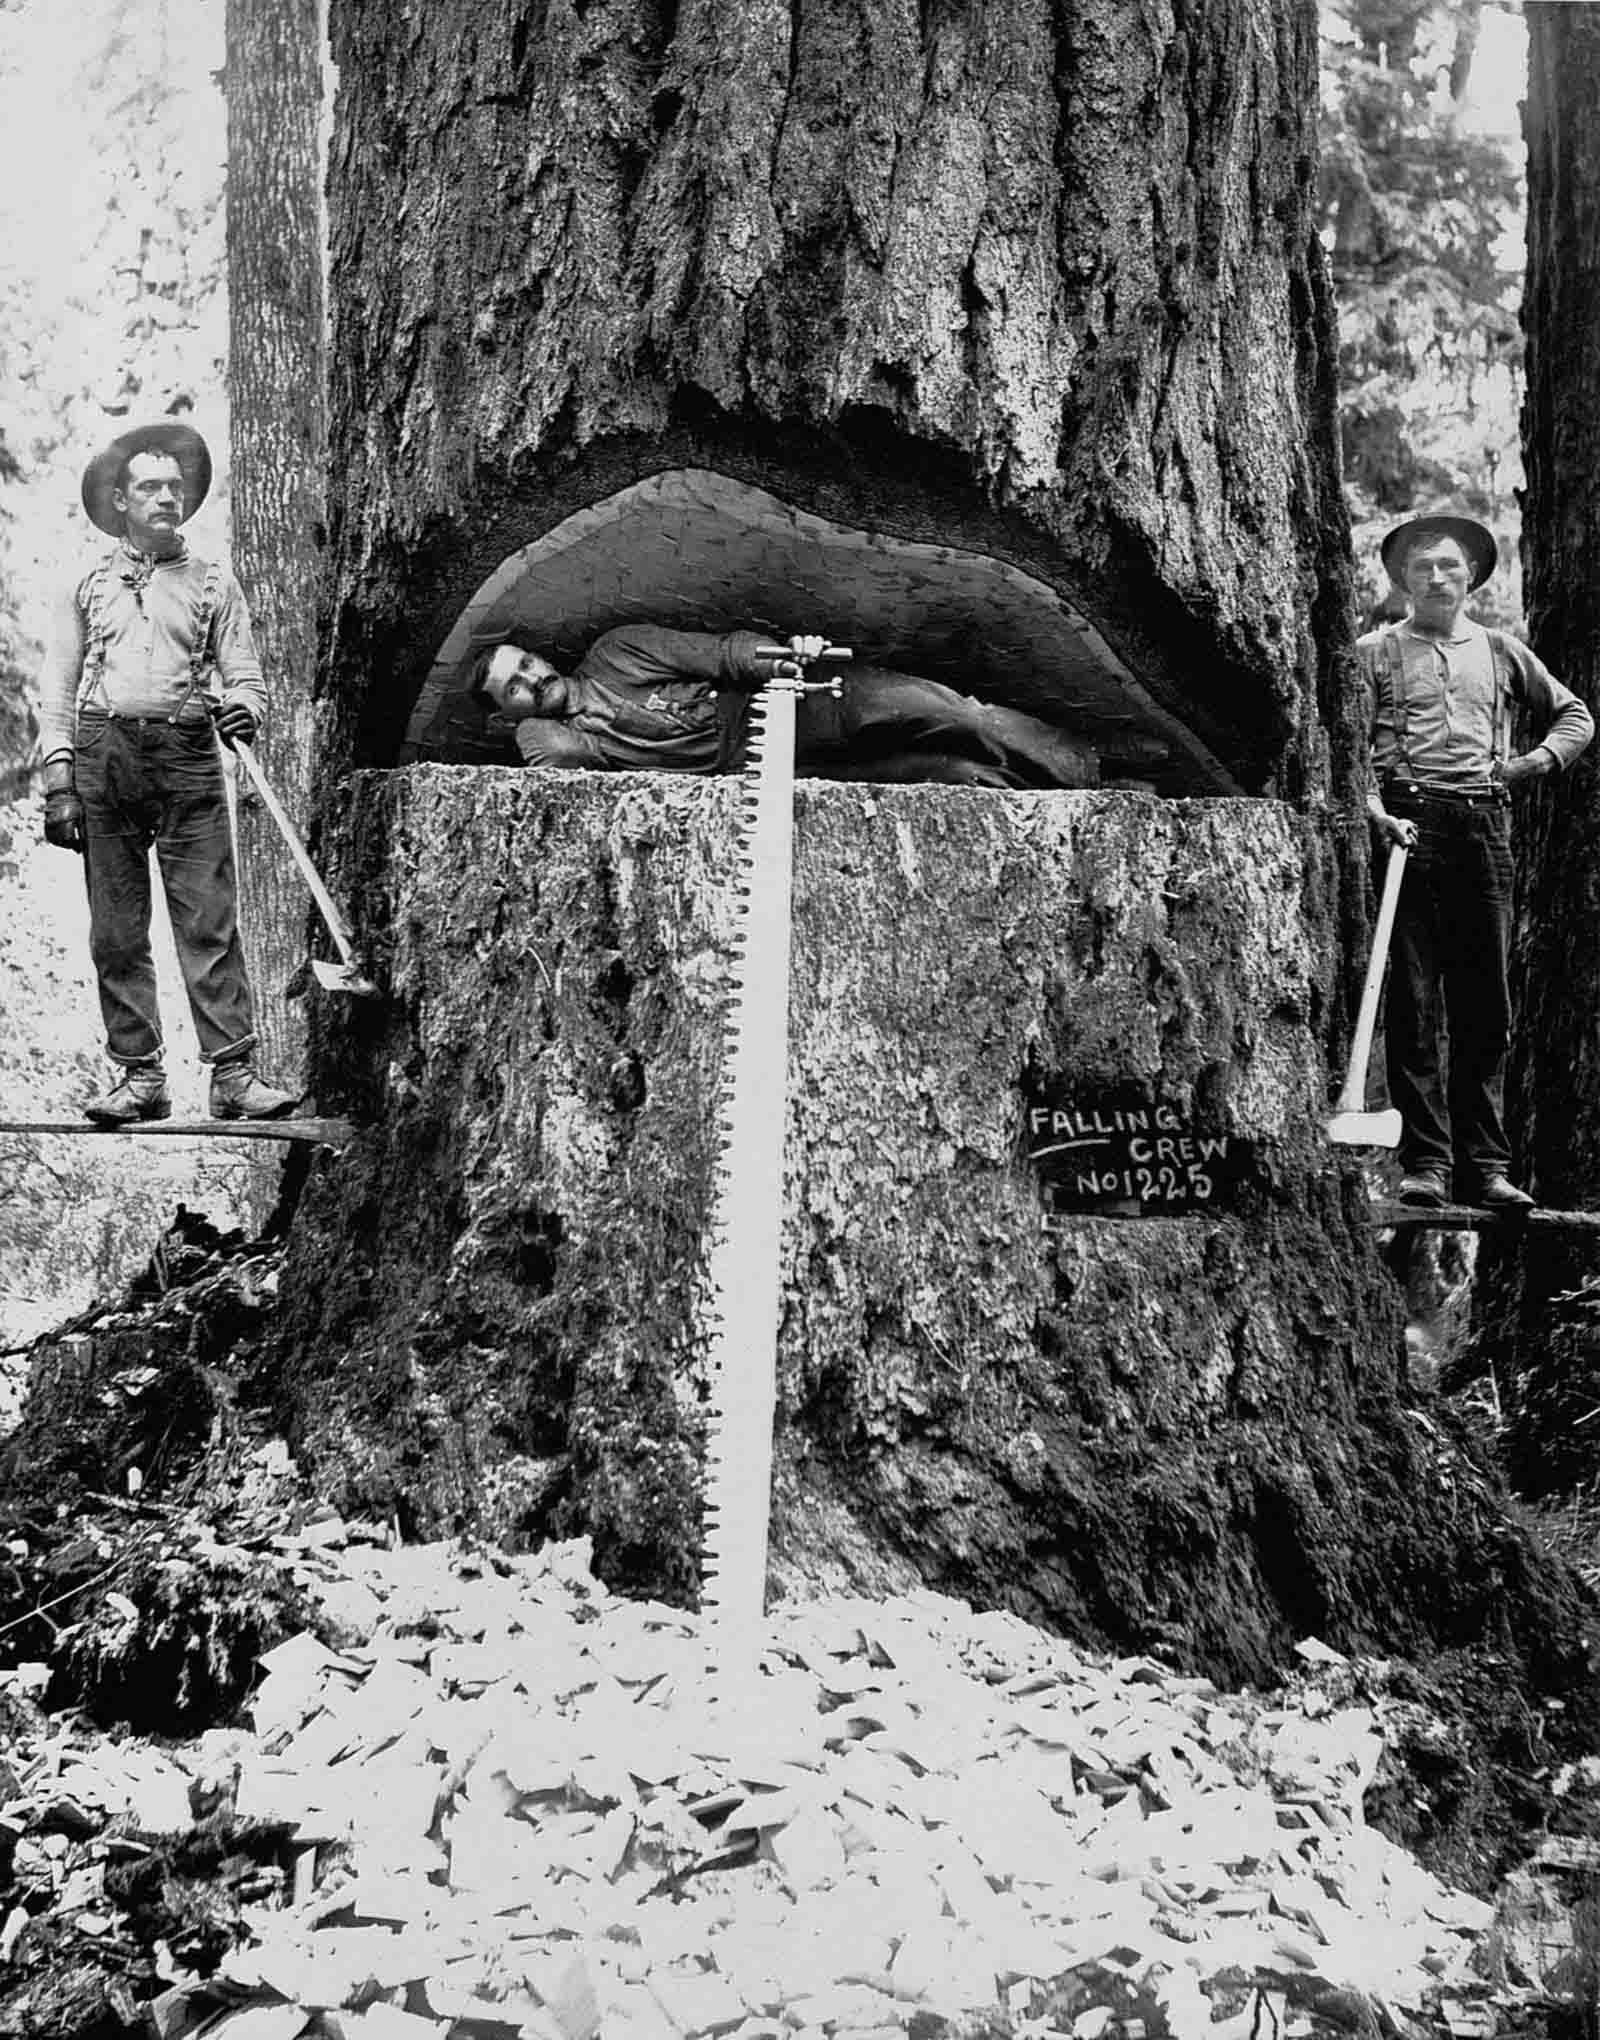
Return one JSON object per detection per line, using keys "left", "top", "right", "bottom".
{"left": 1486, "top": 3, "right": 1600, "bottom": 1488}
{"left": 270, "top": 770, "right": 1558, "bottom": 1686}
{"left": 261, "top": 0, "right": 1600, "bottom": 1699}
{"left": 321, "top": 0, "right": 1351, "bottom": 803}
{"left": 224, "top": 0, "right": 327, "bottom": 1086}
{"left": 265, "top": 0, "right": 1506, "bottom": 1689}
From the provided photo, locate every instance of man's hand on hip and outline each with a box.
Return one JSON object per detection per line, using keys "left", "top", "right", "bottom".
{"left": 43, "top": 789, "right": 85, "bottom": 852}
{"left": 210, "top": 699, "right": 258, "bottom": 748}
{"left": 1497, "top": 750, "right": 1553, "bottom": 790}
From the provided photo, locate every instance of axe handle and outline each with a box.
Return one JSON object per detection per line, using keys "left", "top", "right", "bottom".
{"left": 231, "top": 740, "right": 363, "bottom": 972}
{"left": 1333, "top": 842, "right": 1408, "bottom": 1118}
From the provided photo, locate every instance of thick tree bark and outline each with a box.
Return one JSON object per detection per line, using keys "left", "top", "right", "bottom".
{"left": 312, "top": 0, "right": 1372, "bottom": 1116}
{"left": 283, "top": 777, "right": 1370, "bottom": 1673}
{"left": 1487, "top": 2, "right": 1600, "bottom": 1487}
{"left": 274, "top": 0, "right": 1513, "bottom": 1679}
{"left": 276, "top": 771, "right": 1588, "bottom": 1692}
{"left": 224, "top": 0, "right": 328, "bottom": 1086}
{"left": 320, "top": 0, "right": 1351, "bottom": 803}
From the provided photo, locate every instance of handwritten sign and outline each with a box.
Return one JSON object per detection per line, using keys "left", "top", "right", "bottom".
{"left": 1023, "top": 1095, "right": 1241, "bottom": 1217}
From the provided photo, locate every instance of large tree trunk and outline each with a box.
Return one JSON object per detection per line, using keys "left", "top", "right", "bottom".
{"left": 224, "top": 0, "right": 327, "bottom": 1089}
{"left": 271, "top": 0, "right": 1526, "bottom": 1681}
{"left": 282, "top": 773, "right": 1473, "bottom": 1683}
{"left": 319, "top": 0, "right": 1351, "bottom": 801}
{"left": 312, "top": 0, "right": 1372, "bottom": 1101}
{"left": 1488, "top": 2, "right": 1600, "bottom": 1487}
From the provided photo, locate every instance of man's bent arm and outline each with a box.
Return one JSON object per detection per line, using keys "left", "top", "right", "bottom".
{"left": 1354, "top": 641, "right": 1414, "bottom": 845}
{"left": 211, "top": 573, "right": 270, "bottom": 731}
{"left": 37, "top": 582, "right": 88, "bottom": 773}
{"left": 589, "top": 625, "right": 778, "bottom": 695}
{"left": 1506, "top": 639, "right": 1594, "bottom": 773}
{"left": 514, "top": 721, "right": 611, "bottom": 769}
{"left": 1366, "top": 784, "right": 1416, "bottom": 847}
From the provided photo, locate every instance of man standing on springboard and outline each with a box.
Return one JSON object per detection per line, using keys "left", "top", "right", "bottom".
{"left": 1363, "top": 512, "right": 1592, "bottom": 1210}
{"left": 36, "top": 420, "right": 296, "bottom": 1125}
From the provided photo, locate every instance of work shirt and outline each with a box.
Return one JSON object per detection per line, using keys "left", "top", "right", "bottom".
{"left": 37, "top": 541, "right": 267, "bottom": 764}
{"left": 1361, "top": 617, "right": 1592, "bottom": 787}
{"left": 513, "top": 625, "right": 769, "bottom": 772}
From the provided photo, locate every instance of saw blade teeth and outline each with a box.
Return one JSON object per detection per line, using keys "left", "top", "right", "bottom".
{"left": 698, "top": 680, "right": 798, "bottom": 1666}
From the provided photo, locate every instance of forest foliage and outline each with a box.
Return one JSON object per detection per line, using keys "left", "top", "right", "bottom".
{"left": 0, "top": 0, "right": 243, "bottom": 1354}
{"left": 0, "top": 0, "right": 229, "bottom": 791}
{"left": 1318, "top": 0, "right": 1528, "bottom": 624}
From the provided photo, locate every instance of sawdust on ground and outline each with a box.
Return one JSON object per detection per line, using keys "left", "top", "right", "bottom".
{"left": 7, "top": 1494, "right": 1577, "bottom": 2040}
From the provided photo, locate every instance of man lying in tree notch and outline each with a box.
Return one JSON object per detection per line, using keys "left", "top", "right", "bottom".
{"left": 468, "top": 624, "right": 1098, "bottom": 788}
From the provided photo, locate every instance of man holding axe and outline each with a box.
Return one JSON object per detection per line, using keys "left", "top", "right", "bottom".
{"left": 36, "top": 421, "right": 297, "bottom": 1125}
{"left": 1359, "top": 513, "right": 1592, "bottom": 1208}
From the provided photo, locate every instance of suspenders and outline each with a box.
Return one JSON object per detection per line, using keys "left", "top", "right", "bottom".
{"left": 1486, "top": 629, "right": 1519, "bottom": 765}
{"left": 1382, "top": 631, "right": 1412, "bottom": 775}
{"left": 78, "top": 553, "right": 117, "bottom": 717}
{"left": 1379, "top": 623, "right": 1517, "bottom": 779}
{"left": 77, "top": 551, "right": 223, "bottom": 723}
{"left": 185, "top": 561, "right": 223, "bottom": 717}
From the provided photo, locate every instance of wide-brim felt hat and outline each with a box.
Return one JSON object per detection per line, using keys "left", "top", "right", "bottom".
{"left": 80, "top": 420, "right": 212, "bottom": 537}
{"left": 1380, "top": 513, "right": 1498, "bottom": 592}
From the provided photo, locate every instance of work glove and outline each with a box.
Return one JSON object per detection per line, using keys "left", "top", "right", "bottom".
{"left": 209, "top": 698, "right": 258, "bottom": 749}
{"left": 43, "top": 789, "right": 85, "bottom": 852}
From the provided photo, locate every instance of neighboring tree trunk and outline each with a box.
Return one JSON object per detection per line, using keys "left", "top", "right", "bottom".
{"left": 1489, "top": 2, "right": 1600, "bottom": 1487}
{"left": 224, "top": 0, "right": 327, "bottom": 1089}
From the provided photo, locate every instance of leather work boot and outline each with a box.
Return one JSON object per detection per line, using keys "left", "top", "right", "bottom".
{"left": 209, "top": 1059, "right": 298, "bottom": 1121}
{"left": 84, "top": 1060, "right": 171, "bottom": 1126}
{"left": 1459, "top": 1172, "right": 1535, "bottom": 1211}
{"left": 1397, "top": 1168, "right": 1448, "bottom": 1207}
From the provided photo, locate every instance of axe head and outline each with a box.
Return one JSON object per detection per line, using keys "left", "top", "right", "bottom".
{"left": 1325, "top": 1106, "right": 1403, "bottom": 1149}
{"left": 312, "top": 957, "right": 381, "bottom": 1000}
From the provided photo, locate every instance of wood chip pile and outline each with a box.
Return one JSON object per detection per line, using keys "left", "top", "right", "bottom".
{"left": 0, "top": 1526, "right": 1538, "bottom": 2040}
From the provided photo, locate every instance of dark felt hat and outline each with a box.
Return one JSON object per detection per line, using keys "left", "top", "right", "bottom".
{"left": 80, "top": 421, "right": 212, "bottom": 537}
{"left": 1380, "top": 513, "right": 1498, "bottom": 592}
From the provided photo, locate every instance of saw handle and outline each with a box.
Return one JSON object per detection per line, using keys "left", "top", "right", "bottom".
{"left": 1332, "top": 841, "right": 1408, "bottom": 1117}
{"left": 752, "top": 641, "right": 853, "bottom": 698}
{"left": 752, "top": 640, "right": 853, "bottom": 667}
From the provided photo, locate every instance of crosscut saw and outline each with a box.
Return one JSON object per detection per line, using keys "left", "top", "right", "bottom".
{"left": 700, "top": 641, "right": 850, "bottom": 1678}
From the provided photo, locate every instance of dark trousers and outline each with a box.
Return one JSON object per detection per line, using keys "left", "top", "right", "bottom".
{"left": 794, "top": 671, "right": 1092, "bottom": 787}
{"left": 75, "top": 713, "right": 257, "bottom": 1066}
{"left": 1382, "top": 787, "right": 1513, "bottom": 1181}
